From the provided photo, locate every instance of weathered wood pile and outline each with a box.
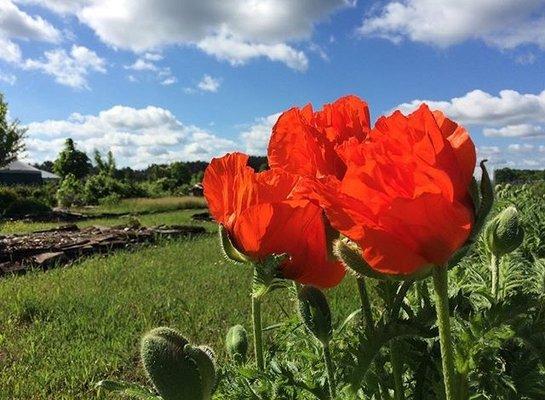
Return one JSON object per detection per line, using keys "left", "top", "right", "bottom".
{"left": 0, "top": 224, "right": 206, "bottom": 276}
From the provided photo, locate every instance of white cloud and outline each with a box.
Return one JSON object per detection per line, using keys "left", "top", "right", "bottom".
{"left": 507, "top": 143, "right": 535, "bottom": 152}
{"left": 358, "top": 0, "right": 545, "bottom": 50}
{"left": 483, "top": 124, "right": 545, "bottom": 138}
{"left": 396, "top": 89, "right": 545, "bottom": 128}
{"left": 0, "top": 36, "right": 22, "bottom": 63}
{"left": 25, "top": 105, "right": 240, "bottom": 167}
{"left": 1, "top": 0, "right": 61, "bottom": 42}
{"left": 143, "top": 52, "right": 163, "bottom": 61}
{"left": 124, "top": 59, "right": 157, "bottom": 71}
{"left": 25, "top": 0, "right": 352, "bottom": 70}
{"left": 197, "top": 29, "right": 309, "bottom": 71}
{"left": 197, "top": 74, "right": 221, "bottom": 92}
{"left": 239, "top": 112, "right": 281, "bottom": 155}
{"left": 0, "top": 70, "right": 16, "bottom": 85}
{"left": 23, "top": 45, "right": 106, "bottom": 89}
{"left": 160, "top": 76, "right": 177, "bottom": 86}
{"left": 124, "top": 57, "right": 177, "bottom": 86}
{"left": 0, "top": 0, "right": 61, "bottom": 63}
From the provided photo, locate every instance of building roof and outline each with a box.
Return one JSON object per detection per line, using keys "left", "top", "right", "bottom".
{"left": 0, "top": 160, "right": 60, "bottom": 179}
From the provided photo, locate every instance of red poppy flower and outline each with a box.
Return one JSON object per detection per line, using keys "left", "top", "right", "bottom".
{"left": 311, "top": 104, "right": 476, "bottom": 276}
{"left": 268, "top": 95, "right": 371, "bottom": 180}
{"left": 203, "top": 152, "right": 345, "bottom": 288}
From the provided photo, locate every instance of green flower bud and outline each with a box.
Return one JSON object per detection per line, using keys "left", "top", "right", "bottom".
{"left": 219, "top": 224, "right": 252, "bottom": 264}
{"left": 140, "top": 327, "right": 217, "bottom": 400}
{"left": 298, "top": 285, "right": 333, "bottom": 345}
{"left": 225, "top": 325, "right": 248, "bottom": 364}
{"left": 486, "top": 206, "right": 524, "bottom": 257}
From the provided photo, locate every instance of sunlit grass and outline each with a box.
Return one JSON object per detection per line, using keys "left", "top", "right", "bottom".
{"left": 73, "top": 196, "right": 208, "bottom": 215}
{"left": 0, "top": 235, "right": 358, "bottom": 399}
{"left": 1, "top": 208, "right": 212, "bottom": 235}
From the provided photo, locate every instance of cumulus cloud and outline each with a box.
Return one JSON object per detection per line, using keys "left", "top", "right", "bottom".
{"left": 197, "top": 29, "right": 309, "bottom": 71}
{"left": 0, "top": 0, "right": 61, "bottom": 63}
{"left": 23, "top": 45, "right": 106, "bottom": 89}
{"left": 483, "top": 124, "right": 545, "bottom": 138}
{"left": 197, "top": 74, "right": 221, "bottom": 92}
{"left": 239, "top": 112, "right": 281, "bottom": 155}
{"left": 22, "top": 0, "right": 352, "bottom": 70}
{"left": 507, "top": 143, "right": 535, "bottom": 152}
{"left": 123, "top": 56, "right": 177, "bottom": 86}
{"left": 358, "top": 0, "right": 545, "bottom": 50}
{"left": 395, "top": 89, "right": 545, "bottom": 137}
{"left": 25, "top": 105, "right": 240, "bottom": 167}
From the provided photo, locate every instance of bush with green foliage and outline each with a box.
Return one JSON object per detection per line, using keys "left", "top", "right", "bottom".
{"left": 56, "top": 173, "right": 85, "bottom": 208}
{"left": 83, "top": 172, "right": 133, "bottom": 205}
{"left": 0, "top": 187, "right": 18, "bottom": 212}
{"left": 2, "top": 198, "right": 50, "bottom": 217}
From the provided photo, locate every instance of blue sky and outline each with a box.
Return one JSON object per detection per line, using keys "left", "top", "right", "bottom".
{"left": 0, "top": 0, "right": 544, "bottom": 169}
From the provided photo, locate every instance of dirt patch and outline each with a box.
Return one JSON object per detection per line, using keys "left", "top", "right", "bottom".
{"left": 0, "top": 224, "right": 207, "bottom": 276}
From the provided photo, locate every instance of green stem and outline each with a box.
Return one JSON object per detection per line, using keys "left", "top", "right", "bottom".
{"left": 457, "top": 371, "right": 469, "bottom": 400}
{"left": 322, "top": 343, "right": 336, "bottom": 399}
{"left": 252, "top": 296, "right": 264, "bottom": 371}
{"left": 491, "top": 253, "right": 500, "bottom": 300}
{"left": 432, "top": 264, "right": 457, "bottom": 400}
{"left": 390, "top": 339, "right": 405, "bottom": 400}
{"left": 356, "top": 277, "right": 374, "bottom": 337}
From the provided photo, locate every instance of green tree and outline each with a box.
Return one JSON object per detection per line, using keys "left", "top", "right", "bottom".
{"left": 53, "top": 138, "right": 91, "bottom": 179}
{"left": 169, "top": 161, "right": 191, "bottom": 186}
{"left": 94, "top": 149, "right": 116, "bottom": 176}
{"left": 0, "top": 92, "right": 27, "bottom": 168}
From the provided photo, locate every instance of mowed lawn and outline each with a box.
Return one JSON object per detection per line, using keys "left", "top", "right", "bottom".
{"left": 0, "top": 211, "right": 359, "bottom": 399}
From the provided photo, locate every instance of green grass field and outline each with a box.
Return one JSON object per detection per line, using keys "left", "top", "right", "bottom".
{"left": 0, "top": 199, "right": 358, "bottom": 399}
{"left": 1, "top": 197, "right": 211, "bottom": 235}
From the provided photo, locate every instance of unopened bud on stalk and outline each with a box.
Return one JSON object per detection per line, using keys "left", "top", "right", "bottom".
{"left": 298, "top": 285, "right": 333, "bottom": 345}
{"left": 226, "top": 325, "right": 248, "bottom": 364}
{"left": 140, "top": 327, "right": 217, "bottom": 400}
{"left": 486, "top": 206, "right": 524, "bottom": 257}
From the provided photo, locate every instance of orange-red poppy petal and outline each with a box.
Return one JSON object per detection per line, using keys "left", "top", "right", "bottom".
{"left": 433, "top": 110, "right": 477, "bottom": 192}
{"left": 233, "top": 200, "right": 345, "bottom": 288}
{"left": 203, "top": 152, "right": 254, "bottom": 227}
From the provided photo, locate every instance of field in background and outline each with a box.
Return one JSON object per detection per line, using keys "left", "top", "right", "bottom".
{"left": 0, "top": 196, "right": 211, "bottom": 235}
{"left": 72, "top": 196, "right": 207, "bottom": 216}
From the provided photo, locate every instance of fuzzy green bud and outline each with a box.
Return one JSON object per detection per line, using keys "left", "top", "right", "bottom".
{"left": 486, "top": 206, "right": 524, "bottom": 257}
{"left": 225, "top": 325, "right": 248, "bottom": 364}
{"left": 140, "top": 327, "right": 217, "bottom": 400}
{"left": 298, "top": 285, "right": 333, "bottom": 345}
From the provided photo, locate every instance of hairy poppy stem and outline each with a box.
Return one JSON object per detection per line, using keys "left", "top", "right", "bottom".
{"left": 251, "top": 296, "right": 264, "bottom": 371}
{"left": 491, "top": 254, "right": 500, "bottom": 300}
{"left": 356, "top": 277, "right": 374, "bottom": 336}
{"left": 322, "top": 343, "right": 336, "bottom": 399}
{"left": 390, "top": 339, "right": 405, "bottom": 400}
{"left": 432, "top": 264, "right": 457, "bottom": 400}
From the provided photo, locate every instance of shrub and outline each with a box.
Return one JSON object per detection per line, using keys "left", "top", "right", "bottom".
{"left": 56, "top": 174, "right": 85, "bottom": 208}
{"left": 3, "top": 198, "right": 50, "bottom": 217}
{"left": 84, "top": 173, "right": 131, "bottom": 204}
{"left": 98, "top": 193, "right": 122, "bottom": 207}
{"left": 0, "top": 187, "right": 18, "bottom": 212}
